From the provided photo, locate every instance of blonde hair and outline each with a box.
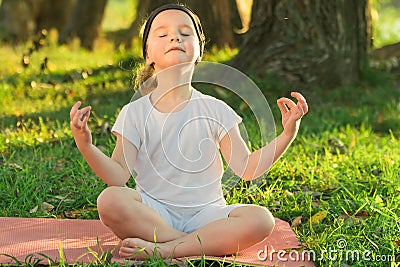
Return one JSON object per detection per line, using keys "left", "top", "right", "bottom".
{"left": 134, "top": 63, "right": 157, "bottom": 96}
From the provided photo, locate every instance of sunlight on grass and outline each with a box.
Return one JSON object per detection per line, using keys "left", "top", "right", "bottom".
{"left": 372, "top": 1, "right": 400, "bottom": 48}
{"left": 1, "top": 1, "right": 399, "bottom": 266}
{"left": 1, "top": 37, "right": 399, "bottom": 266}
{"left": 102, "top": 0, "right": 138, "bottom": 32}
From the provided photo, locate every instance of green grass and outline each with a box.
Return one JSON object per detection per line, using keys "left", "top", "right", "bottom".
{"left": 1, "top": 40, "right": 399, "bottom": 266}
{"left": 1, "top": 1, "right": 400, "bottom": 266}
{"left": 101, "top": 0, "right": 138, "bottom": 32}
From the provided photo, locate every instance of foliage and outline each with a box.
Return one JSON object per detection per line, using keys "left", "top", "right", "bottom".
{"left": 101, "top": 0, "right": 138, "bottom": 32}
{"left": 371, "top": 0, "right": 400, "bottom": 48}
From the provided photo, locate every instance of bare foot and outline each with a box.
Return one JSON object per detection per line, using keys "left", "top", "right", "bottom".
{"left": 119, "top": 238, "right": 168, "bottom": 260}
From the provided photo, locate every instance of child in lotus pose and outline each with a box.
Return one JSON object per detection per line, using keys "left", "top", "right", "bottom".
{"left": 70, "top": 4, "right": 308, "bottom": 259}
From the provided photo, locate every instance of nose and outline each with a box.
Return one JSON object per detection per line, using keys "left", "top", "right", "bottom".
{"left": 170, "top": 31, "right": 181, "bottom": 42}
{"left": 170, "top": 37, "right": 181, "bottom": 42}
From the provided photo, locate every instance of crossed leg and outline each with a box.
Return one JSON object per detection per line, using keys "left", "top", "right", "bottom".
{"left": 97, "top": 186, "right": 275, "bottom": 259}
{"left": 118, "top": 205, "right": 275, "bottom": 259}
{"left": 97, "top": 186, "right": 186, "bottom": 242}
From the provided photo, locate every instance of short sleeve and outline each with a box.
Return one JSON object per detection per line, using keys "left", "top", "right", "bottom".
{"left": 216, "top": 101, "right": 242, "bottom": 142}
{"left": 111, "top": 104, "right": 141, "bottom": 150}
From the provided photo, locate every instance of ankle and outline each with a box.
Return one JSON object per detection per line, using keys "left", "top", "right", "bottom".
{"left": 156, "top": 242, "right": 175, "bottom": 259}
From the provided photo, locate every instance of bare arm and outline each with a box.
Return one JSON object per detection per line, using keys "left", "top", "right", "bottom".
{"left": 220, "top": 92, "right": 308, "bottom": 181}
{"left": 70, "top": 101, "right": 137, "bottom": 186}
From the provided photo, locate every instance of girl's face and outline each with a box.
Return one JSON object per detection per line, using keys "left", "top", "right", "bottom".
{"left": 145, "top": 9, "right": 201, "bottom": 72}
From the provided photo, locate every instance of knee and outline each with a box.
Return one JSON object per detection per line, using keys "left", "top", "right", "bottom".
{"left": 97, "top": 186, "right": 119, "bottom": 212}
{"left": 97, "top": 187, "right": 118, "bottom": 220}
{"left": 245, "top": 206, "right": 275, "bottom": 241}
{"left": 97, "top": 186, "right": 136, "bottom": 223}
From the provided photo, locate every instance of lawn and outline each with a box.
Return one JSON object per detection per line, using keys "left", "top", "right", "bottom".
{"left": 1, "top": 1, "right": 399, "bottom": 267}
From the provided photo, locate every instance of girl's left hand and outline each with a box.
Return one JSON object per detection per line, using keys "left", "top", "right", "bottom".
{"left": 277, "top": 92, "right": 309, "bottom": 136}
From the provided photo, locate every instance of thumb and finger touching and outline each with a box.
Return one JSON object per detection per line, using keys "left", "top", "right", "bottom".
{"left": 70, "top": 102, "right": 92, "bottom": 130}
{"left": 277, "top": 97, "right": 296, "bottom": 114}
{"left": 277, "top": 92, "right": 308, "bottom": 118}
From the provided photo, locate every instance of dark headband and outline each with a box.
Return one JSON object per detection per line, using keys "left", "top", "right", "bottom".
{"left": 141, "top": 4, "right": 205, "bottom": 59}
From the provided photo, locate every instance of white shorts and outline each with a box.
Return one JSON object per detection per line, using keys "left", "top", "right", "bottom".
{"left": 138, "top": 191, "right": 247, "bottom": 233}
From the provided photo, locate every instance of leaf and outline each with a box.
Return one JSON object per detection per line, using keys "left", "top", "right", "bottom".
{"left": 350, "top": 135, "right": 356, "bottom": 147}
{"left": 338, "top": 210, "right": 370, "bottom": 223}
{"left": 62, "top": 207, "right": 97, "bottom": 219}
{"left": 63, "top": 210, "right": 84, "bottom": 219}
{"left": 310, "top": 211, "right": 328, "bottom": 224}
{"left": 29, "top": 205, "right": 38, "bottom": 214}
{"left": 9, "top": 163, "right": 23, "bottom": 170}
{"left": 291, "top": 216, "right": 302, "bottom": 227}
{"left": 338, "top": 214, "right": 350, "bottom": 220}
{"left": 41, "top": 202, "right": 54, "bottom": 212}
{"left": 355, "top": 210, "right": 369, "bottom": 218}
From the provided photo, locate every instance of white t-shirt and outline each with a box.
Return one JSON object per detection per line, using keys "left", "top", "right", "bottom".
{"left": 112, "top": 88, "right": 242, "bottom": 207}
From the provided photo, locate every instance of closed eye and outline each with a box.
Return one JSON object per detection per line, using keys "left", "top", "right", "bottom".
{"left": 180, "top": 30, "right": 192, "bottom": 36}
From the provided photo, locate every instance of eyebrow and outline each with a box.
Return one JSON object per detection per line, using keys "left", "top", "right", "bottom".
{"left": 153, "top": 24, "right": 194, "bottom": 32}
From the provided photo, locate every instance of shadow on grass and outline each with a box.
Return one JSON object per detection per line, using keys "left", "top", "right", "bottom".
{"left": 1, "top": 56, "right": 141, "bottom": 129}
{"left": 2, "top": 58, "right": 400, "bottom": 138}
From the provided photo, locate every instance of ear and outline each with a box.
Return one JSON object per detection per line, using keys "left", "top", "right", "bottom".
{"left": 145, "top": 48, "right": 154, "bottom": 66}
{"left": 145, "top": 55, "right": 152, "bottom": 66}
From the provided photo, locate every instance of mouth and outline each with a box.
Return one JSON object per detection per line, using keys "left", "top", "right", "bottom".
{"left": 166, "top": 47, "right": 185, "bottom": 53}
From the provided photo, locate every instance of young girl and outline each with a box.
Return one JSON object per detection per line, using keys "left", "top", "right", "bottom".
{"left": 70, "top": 4, "right": 308, "bottom": 259}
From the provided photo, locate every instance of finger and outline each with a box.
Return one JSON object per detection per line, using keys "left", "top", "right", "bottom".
{"left": 278, "top": 97, "right": 297, "bottom": 109}
{"left": 291, "top": 92, "right": 309, "bottom": 114}
{"left": 69, "top": 101, "right": 81, "bottom": 121}
{"left": 297, "top": 105, "right": 305, "bottom": 117}
{"left": 301, "top": 101, "right": 309, "bottom": 114}
{"left": 81, "top": 109, "right": 91, "bottom": 130}
{"left": 290, "top": 92, "right": 306, "bottom": 103}
{"left": 72, "top": 106, "right": 91, "bottom": 128}
{"left": 277, "top": 98, "right": 289, "bottom": 114}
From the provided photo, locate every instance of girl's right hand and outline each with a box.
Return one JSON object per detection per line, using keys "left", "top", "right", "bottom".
{"left": 70, "top": 101, "right": 92, "bottom": 150}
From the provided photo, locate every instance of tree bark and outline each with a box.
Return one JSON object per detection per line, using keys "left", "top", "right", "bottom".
{"left": 123, "top": 0, "right": 242, "bottom": 49}
{"left": 36, "top": 0, "right": 76, "bottom": 33}
{"left": 233, "top": 0, "right": 372, "bottom": 89}
{"left": 0, "top": 0, "right": 76, "bottom": 42}
{"left": 58, "top": 0, "right": 108, "bottom": 50}
{"left": 189, "top": 0, "right": 241, "bottom": 48}
{"left": 123, "top": 0, "right": 164, "bottom": 47}
{"left": 0, "top": 0, "right": 38, "bottom": 42}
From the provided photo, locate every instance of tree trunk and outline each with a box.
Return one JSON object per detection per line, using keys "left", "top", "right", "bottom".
{"left": 189, "top": 0, "right": 241, "bottom": 48}
{"left": 123, "top": 0, "right": 165, "bottom": 47}
{"left": 233, "top": 0, "right": 372, "bottom": 89}
{"left": 58, "top": 0, "right": 108, "bottom": 50}
{"left": 0, "top": 0, "right": 76, "bottom": 42}
{"left": 36, "top": 0, "right": 76, "bottom": 33}
{"left": 0, "top": 0, "right": 38, "bottom": 42}
{"left": 123, "top": 0, "right": 242, "bottom": 49}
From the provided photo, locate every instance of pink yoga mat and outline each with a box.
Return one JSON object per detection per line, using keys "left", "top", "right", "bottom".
{"left": 0, "top": 217, "right": 314, "bottom": 266}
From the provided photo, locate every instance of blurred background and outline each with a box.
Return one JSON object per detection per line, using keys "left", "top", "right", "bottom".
{"left": 0, "top": 3, "right": 399, "bottom": 262}
{"left": 0, "top": 0, "right": 399, "bottom": 88}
